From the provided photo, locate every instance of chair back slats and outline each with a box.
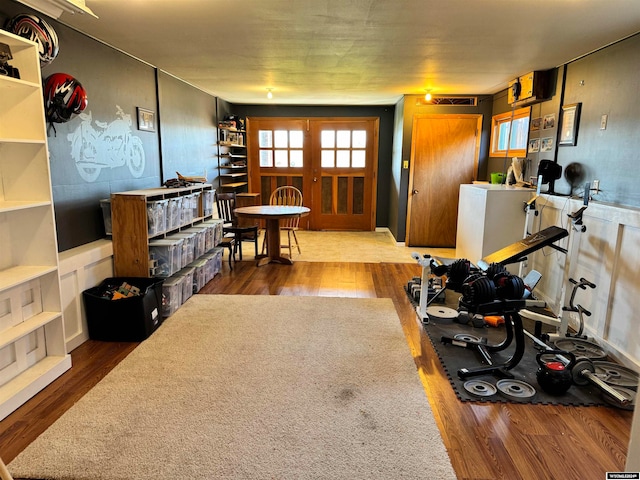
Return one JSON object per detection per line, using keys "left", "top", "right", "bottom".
{"left": 270, "top": 186, "right": 303, "bottom": 229}
{"left": 216, "top": 192, "right": 236, "bottom": 224}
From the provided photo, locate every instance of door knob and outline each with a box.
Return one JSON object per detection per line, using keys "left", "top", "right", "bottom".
{"left": 313, "top": 177, "right": 318, "bottom": 182}
{"left": 413, "top": 189, "right": 419, "bottom": 195}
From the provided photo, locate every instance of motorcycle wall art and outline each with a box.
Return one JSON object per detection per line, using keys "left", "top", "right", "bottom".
{"left": 68, "top": 106, "right": 146, "bottom": 182}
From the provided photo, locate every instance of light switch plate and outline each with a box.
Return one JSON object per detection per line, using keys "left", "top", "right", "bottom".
{"left": 600, "top": 114, "right": 608, "bottom": 130}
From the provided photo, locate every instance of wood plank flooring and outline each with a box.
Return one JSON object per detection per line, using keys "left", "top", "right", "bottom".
{"left": 0, "top": 260, "right": 633, "bottom": 479}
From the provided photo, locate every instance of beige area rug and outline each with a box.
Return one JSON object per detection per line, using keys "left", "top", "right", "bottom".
{"left": 248, "top": 229, "right": 455, "bottom": 263}
{"left": 9, "top": 295, "right": 456, "bottom": 480}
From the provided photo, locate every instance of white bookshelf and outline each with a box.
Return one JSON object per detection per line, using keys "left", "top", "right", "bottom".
{"left": 0, "top": 28, "right": 71, "bottom": 421}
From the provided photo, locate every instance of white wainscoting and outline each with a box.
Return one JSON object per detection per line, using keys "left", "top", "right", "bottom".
{"left": 527, "top": 195, "right": 640, "bottom": 371}
{"left": 58, "top": 240, "right": 114, "bottom": 351}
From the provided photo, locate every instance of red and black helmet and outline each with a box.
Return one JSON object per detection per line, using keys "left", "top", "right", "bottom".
{"left": 43, "top": 73, "right": 88, "bottom": 123}
{"left": 6, "top": 14, "right": 59, "bottom": 67}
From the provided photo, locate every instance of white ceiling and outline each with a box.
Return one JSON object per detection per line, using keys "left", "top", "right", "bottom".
{"left": 30, "top": 0, "right": 640, "bottom": 105}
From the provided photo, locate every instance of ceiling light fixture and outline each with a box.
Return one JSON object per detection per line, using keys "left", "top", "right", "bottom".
{"left": 266, "top": 88, "right": 273, "bottom": 100}
{"left": 424, "top": 90, "right": 432, "bottom": 102}
{"left": 15, "top": 0, "right": 98, "bottom": 19}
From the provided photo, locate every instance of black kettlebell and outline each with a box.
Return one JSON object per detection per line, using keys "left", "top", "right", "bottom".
{"left": 536, "top": 349, "right": 576, "bottom": 395}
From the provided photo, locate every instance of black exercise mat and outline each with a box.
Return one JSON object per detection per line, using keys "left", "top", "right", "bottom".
{"left": 406, "top": 287, "right": 609, "bottom": 406}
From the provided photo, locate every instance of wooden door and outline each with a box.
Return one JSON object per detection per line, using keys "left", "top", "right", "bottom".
{"left": 308, "top": 118, "right": 378, "bottom": 230}
{"left": 406, "top": 114, "right": 481, "bottom": 247}
{"left": 246, "top": 117, "right": 378, "bottom": 231}
{"left": 246, "top": 118, "right": 311, "bottom": 225}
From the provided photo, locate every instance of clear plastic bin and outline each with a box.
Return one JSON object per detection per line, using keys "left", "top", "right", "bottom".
{"left": 202, "top": 219, "right": 225, "bottom": 247}
{"left": 170, "top": 232, "right": 196, "bottom": 266}
{"left": 182, "top": 227, "right": 206, "bottom": 258}
{"left": 161, "top": 276, "right": 183, "bottom": 317}
{"left": 201, "top": 248, "right": 223, "bottom": 281}
{"left": 189, "top": 224, "right": 214, "bottom": 252}
{"left": 147, "top": 199, "right": 169, "bottom": 236}
{"left": 186, "top": 258, "right": 208, "bottom": 293}
{"left": 181, "top": 194, "right": 194, "bottom": 225}
{"left": 202, "top": 189, "right": 215, "bottom": 216}
{"left": 177, "top": 266, "right": 195, "bottom": 301}
{"left": 167, "top": 196, "right": 183, "bottom": 230}
{"left": 149, "top": 238, "right": 184, "bottom": 277}
{"left": 191, "top": 191, "right": 202, "bottom": 219}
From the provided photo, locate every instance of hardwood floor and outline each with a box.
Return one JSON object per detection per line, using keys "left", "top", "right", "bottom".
{"left": 0, "top": 260, "right": 633, "bottom": 479}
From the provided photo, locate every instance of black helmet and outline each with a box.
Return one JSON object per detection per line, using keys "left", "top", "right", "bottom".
{"left": 6, "top": 14, "right": 59, "bottom": 67}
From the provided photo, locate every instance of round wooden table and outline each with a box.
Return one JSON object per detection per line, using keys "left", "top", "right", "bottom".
{"left": 234, "top": 205, "right": 310, "bottom": 266}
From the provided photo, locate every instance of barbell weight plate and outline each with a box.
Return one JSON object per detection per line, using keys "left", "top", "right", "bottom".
{"left": 463, "top": 380, "right": 497, "bottom": 397}
{"left": 426, "top": 306, "right": 459, "bottom": 321}
{"left": 593, "top": 361, "right": 639, "bottom": 389}
{"left": 554, "top": 338, "right": 607, "bottom": 360}
{"left": 496, "top": 379, "right": 537, "bottom": 400}
{"left": 571, "top": 358, "right": 594, "bottom": 386}
{"left": 453, "top": 333, "right": 482, "bottom": 343}
{"left": 601, "top": 386, "right": 636, "bottom": 411}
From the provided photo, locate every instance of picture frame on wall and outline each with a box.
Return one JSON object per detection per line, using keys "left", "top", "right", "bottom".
{"left": 530, "top": 117, "right": 542, "bottom": 131}
{"left": 137, "top": 107, "right": 155, "bottom": 132}
{"left": 541, "top": 137, "right": 554, "bottom": 152}
{"left": 559, "top": 103, "right": 581, "bottom": 146}
{"left": 542, "top": 113, "right": 555, "bottom": 130}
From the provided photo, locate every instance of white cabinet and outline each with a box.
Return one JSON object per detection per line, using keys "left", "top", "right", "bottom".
{"left": 0, "top": 29, "right": 71, "bottom": 420}
{"left": 455, "top": 184, "right": 534, "bottom": 268}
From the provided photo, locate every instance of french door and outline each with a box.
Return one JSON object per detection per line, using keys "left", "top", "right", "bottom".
{"left": 246, "top": 117, "right": 378, "bottom": 231}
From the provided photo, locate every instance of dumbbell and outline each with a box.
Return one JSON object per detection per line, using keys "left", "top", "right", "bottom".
{"left": 407, "top": 277, "right": 421, "bottom": 301}
{"left": 571, "top": 356, "right": 630, "bottom": 406}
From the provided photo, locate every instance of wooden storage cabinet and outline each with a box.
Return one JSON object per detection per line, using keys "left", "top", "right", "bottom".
{"left": 0, "top": 29, "right": 71, "bottom": 421}
{"left": 111, "top": 185, "right": 216, "bottom": 277}
{"left": 217, "top": 125, "right": 248, "bottom": 192}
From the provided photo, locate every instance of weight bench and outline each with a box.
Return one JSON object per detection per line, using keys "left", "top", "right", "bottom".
{"left": 477, "top": 225, "right": 568, "bottom": 270}
{"left": 438, "top": 226, "right": 571, "bottom": 379}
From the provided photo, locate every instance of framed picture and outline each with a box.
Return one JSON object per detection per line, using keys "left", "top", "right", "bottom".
{"left": 530, "top": 117, "right": 542, "bottom": 131}
{"left": 541, "top": 137, "right": 554, "bottom": 152}
{"left": 528, "top": 138, "right": 540, "bottom": 153}
{"left": 542, "top": 113, "right": 555, "bottom": 130}
{"left": 559, "top": 103, "right": 581, "bottom": 146}
{"left": 137, "top": 107, "right": 155, "bottom": 132}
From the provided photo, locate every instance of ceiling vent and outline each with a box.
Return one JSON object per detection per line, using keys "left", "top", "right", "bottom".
{"left": 417, "top": 96, "right": 478, "bottom": 106}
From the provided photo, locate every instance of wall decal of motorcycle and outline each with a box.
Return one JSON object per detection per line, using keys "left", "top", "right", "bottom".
{"left": 67, "top": 105, "right": 146, "bottom": 182}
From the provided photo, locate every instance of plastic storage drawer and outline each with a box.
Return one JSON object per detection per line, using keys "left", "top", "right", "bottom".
{"left": 186, "top": 258, "right": 208, "bottom": 293}
{"left": 177, "top": 266, "right": 195, "bottom": 301}
{"left": 149, "top": 238, "right": 184, "bottom": 277}
{"left": 161, "top": 276, "right": 183, "bottom": 317}
{"left": 167, "top": 196, "right": 183, "bottom": 230}
{"left": 147, "top": 199, "right": 169, "bottom": 236}
{"left": 169, "top": 232, "right": 196, "bottom": 267}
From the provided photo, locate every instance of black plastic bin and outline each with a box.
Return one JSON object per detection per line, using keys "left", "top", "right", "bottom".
{"left": 83, "top": 277, "right": 164, "bottom": 342}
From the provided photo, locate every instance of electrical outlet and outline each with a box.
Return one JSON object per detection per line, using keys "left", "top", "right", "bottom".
{"left": 592, "top": 179, "right": 600, "bottom": 193}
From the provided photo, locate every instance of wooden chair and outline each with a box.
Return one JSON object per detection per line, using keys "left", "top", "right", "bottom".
{"left": 215, "top": 192, "right": 258, "bottom": 261}
{"left": 0, "top": 457, "right": 14, "bottom": 480}
{"left": 261, "top": 186, "right": 303, "bottom": 258}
